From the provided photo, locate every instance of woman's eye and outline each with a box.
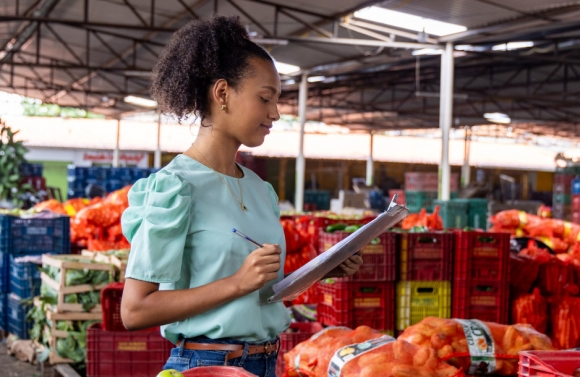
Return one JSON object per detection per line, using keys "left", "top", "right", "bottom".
{"left": 261, "top": 97, "right": 270, "bottom": 103}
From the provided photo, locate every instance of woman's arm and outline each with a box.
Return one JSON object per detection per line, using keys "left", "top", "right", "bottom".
{"left": 121, "top": 243, "right": 282, "bottom": 330}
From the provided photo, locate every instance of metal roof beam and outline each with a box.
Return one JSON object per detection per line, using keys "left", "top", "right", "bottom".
{"left": 0, "top": 16, "right": 177, "bottom": 32}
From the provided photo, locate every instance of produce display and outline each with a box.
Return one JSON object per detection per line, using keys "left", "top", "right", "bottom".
{"left": 398, "top": 317, "right": 554, "bottom": 375}
{"left": 34, "top": 186, "right": 132, "bottom": 251}
{"left": 401, "top": 206, "right": 443, "bottom": 231}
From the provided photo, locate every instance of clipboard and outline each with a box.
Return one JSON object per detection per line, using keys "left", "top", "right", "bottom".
{"left": 269, "top": 196, "right": 408, "bottom": 303}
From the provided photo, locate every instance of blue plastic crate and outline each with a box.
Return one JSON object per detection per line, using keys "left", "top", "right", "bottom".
{"left": 0, "top": 252, "right": 8, "bottom": 292}
{"left": 573, "top": 178, "right": 580, "bottom": 195}
{"left": 132, "top": 168, "right": 150, "bottom": 179}
{"left": 68, "top": 165, "right": 88, "bottom": 180}
{"left": 105, "top": 179, "right": 123, "bottom": 192}
{"left": 7, "top": 294, "right": 33, "bottom": 339}
{"left": 105, "top": 167, "right": 122, "bottom": 180}
{"left": 0, "top": 293, "right": 6, "bottom": 331}
{"left": 87, "top": 167, "right": 104, "bottom": 180}
{"left": 9, "top": 255, "right": 41, "bottom": 298}
{"left": 19, "top": 163, "right": 42, "bottom": 177}
{"left": 0, "top": 215, "right": 70, "bottom": 255}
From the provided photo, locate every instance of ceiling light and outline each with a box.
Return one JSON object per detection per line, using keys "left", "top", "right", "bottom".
{"left": 307, "top": 76, "right": 326, "bottom": 83}
{"left": 284, "top": 79, "right": 296, "bottom": 85}
{"left": 274, "top": 61, "right": 300, "bottom": 75}
{"left": 492, "top": 41, "right": 534, "bottom": 51}
{"left": 353, "top": 6, "right": 467, "bottom": 37}
{"left": 412, "top": 48, "right": 443, "bottom": 56}
{"left": 455, "top": 45, "right": 486, "bottom": 52}
{"left": 484, "top": 112, "right": 511, "bottom": 124}
{"left": 123, "top": 95, "right": 158, "bottom": 108}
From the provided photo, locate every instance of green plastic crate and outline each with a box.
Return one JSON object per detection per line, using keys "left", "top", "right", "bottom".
{"left": 454, "top": 198, "right": 488, "bottom": 229}
{"left": 433, "top": 199, "right": 469, "bottom": 229}
{"left": 396, "top": 281, "right": 451, "bottom": 330}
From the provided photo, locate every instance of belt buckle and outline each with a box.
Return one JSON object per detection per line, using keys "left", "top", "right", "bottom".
{"left": 264, "top": 341, "right": 274, "bottom": 356}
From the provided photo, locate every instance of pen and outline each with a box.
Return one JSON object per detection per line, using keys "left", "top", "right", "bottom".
{"left": 232, "top": 228, "right": 264, "bottom": 248}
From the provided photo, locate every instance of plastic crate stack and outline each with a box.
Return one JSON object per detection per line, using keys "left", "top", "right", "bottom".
{"left": 404, "top": 172, "right": 458, "bottom": 213}
{"left": 433, "top": 198, "right": 489, "bottom": 229}
{"left": 452, "top": 231, "right": 510, "bottom": 324}
{"left": 317, "top": 228, "right": 398, "bottom": 335}
{"left": 572, "top": 177, "right": 580, "bottom": 224}
{"left": 0, "top": 213, "right": 70, "bottom": 338}
{"left": 396, "top": 232, "right": 453, "bottom": 333}
{"left": 304, "top": 190, "right": 331, "bottom": 211}
{"left": 67, "top": 166, "right": 159, "bottom": 198}
{"left": 553, "top": 170, "right": 577, "bottom": 221}
{"left": 86, "top": 282, "right": 174, "bottom": 377}
{"left": 19, "top": 162, "right": 46, "bottom": 192}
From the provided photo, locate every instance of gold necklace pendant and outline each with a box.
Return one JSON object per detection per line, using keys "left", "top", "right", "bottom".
{"left": 241, "top": 203, "right": 247, "bottom": 211}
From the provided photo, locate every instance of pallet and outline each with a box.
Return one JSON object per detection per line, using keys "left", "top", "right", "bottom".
{"left": 41, "top": 254, "right": 114, "bottom": 313}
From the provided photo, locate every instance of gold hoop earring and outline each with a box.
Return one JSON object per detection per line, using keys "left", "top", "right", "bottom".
{"left": 221, "top": 104, "right": 227, "bottom": 111}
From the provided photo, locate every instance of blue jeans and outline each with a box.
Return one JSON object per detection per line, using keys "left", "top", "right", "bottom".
{"left": 163, "top": 335, "right": 279, "bottom": 377}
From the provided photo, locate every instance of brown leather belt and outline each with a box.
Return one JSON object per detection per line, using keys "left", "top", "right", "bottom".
{"left": 176, "top": 340, "right": 279, "bottom": 364}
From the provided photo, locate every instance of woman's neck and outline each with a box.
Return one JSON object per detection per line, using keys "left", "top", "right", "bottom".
{"left": 185, "top": 127, "right": 241, "bottom": 176}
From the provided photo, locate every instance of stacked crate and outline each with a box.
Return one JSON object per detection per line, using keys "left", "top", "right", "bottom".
{"left": 40, "top": 254, "right": 114, "bottom": 364}
{"left": 0, "top": 213, "right": 70, "bottom": 338}
{"left": 396, "top": 232, "right": 453, "bottom": 332}
{"left": 452, "top": 231, "right": 510, "bottom": 324}
{"left": 67, "top": 166, "right": 159, "bottom": 198}
{"left": 19, "top": 163, "right": 46, "bottom": 192}
{"left": 317, "top": 229, "right": 398, "bottom": 335}
{"left": 572, "top": 177, "right": 580, "bottom": 224}
{"left": 433, "top": 198, "right": 489, "bottom": 230}
{"left": 553, "top": 172, "right": 575, "bottom": 221}
{"left": 404, "top": 172, "right": 458, "bottom": 213}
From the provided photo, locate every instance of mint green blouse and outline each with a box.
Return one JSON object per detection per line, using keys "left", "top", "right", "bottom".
{"left": 121, "top": 154, "right": 291, "bottom": 344}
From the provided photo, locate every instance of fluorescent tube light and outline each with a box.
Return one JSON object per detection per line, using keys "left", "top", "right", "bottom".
{"left": 484, "top": 112, "right": 511, "bottom": 124}
{"left": 274, "top": 61, "right": 300, "bottom": 75}
{"left": 412, "top": 48, "right": 443, "bottom": 56}
{"left": 353, "top": 6, "right": 467, "bottom": 37}
{"left": 492, "top": 41, "right": 534, "bottom": 51}
{"left": 123, "top": 95, "right": 158, "bottom": 108}
{"left": 307, "top": 76, "right": 326, "bottom": 83}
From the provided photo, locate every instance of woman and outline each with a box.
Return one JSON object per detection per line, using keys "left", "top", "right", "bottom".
{"left": 120, "top": 15, "right": 363, "bottom": 377}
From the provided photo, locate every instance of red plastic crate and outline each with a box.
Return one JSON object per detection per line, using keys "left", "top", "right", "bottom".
{"left": 316, "top": 280, "right": 395, "bottom": 331}
{"left": 182, "top": 367, "right": 258, "bottom": 376}
{"left": 318, "top": 231, "right": 398, "bottom": 281}
{"left": 101, "top": 282, "right": 126, "bottom": 331}
{"left": 572, "top": 211, "right": 580, "bottom": 225}
{"left": 86, "top": 323, "right": 173, "bottom": 377}
{"left": 276, "top": 322, "right": 324, "bottom": 376}
{"left": 316, "top": 217, "right": 376, "bottom": 254}
{"left": 572, "top": 195, "right": 580, "bottom": 211}
{"left": 454, "top": 232, "right": 509, "bottom": 290}
{"left": 452, "top": 279, "right": 509, "bottom": 323}
{"left": 400, "top": 232, "right": 455, "bottom": 281}
{"left": 518, "top": 351, "right": 580, "bottom": 377}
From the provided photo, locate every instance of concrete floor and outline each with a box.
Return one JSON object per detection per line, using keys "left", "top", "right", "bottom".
{"left": 0, "top": 341, "right": 43, "bottom": 377}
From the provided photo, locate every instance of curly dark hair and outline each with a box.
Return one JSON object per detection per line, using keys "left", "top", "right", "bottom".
{"left": 150, "top": 15, "right": 274, "bottom": 124}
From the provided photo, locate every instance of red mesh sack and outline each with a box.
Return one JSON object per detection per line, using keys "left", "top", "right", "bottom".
{"left": 512, "top": 288, "right": 548, "bottom": 334}
{"left": 549, "top": 296, "right": 580, "bottom": 349}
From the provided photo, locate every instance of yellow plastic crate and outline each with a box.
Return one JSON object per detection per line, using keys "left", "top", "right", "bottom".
{"left": 396, "top": 281, "right": 451, "bottom": 331}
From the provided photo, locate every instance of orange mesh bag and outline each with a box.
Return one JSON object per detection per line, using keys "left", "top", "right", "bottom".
{"left": 512, "top": 288, "right": 548, "bottom": 334}
{"left": 549, "top": 296, "right": 580, "bottom": 349}
{"left": 283, "top": 326, "right": 382, "bottom": 377}
{"left": 490, "top": 211, "right": 541, "bottom": 229}
{"left": 398, "top": 317, "right": 554, "bottom": 375}
{"left": 327, "top": 337, "right": 463, "bottom": 377}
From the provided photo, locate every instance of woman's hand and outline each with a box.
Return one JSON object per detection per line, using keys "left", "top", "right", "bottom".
{"left": 232, "top": 243, "right": 282, "bottom": 295}
{"left": 322, "top": 253, "right": 363, "bottom": 279}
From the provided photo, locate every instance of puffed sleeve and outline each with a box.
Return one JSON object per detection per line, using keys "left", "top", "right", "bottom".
{"left": 264, "top": 181, "right": 280, "bottom": 219}
{"left": 121, "top": 170, "right": 192, "bottom": 283}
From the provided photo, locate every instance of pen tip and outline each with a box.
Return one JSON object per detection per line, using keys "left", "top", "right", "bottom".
{"left": 231, "top": 228, "right": 236, "bottom": 232}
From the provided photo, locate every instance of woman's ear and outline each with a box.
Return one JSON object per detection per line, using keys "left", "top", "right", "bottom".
{"left": 211, "top": 79, "right": 229, "bottom": 107}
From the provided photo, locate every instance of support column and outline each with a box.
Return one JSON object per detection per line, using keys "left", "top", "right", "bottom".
{"left": 461, "top": 128, "right": 471, "bottom": 188}
{"left": 439, "top": 42, "right": 454, "bottom": 200}
{"left": 295, "top": 73, "right": 308, "bottom": 212}
{"left": 366, "top": 132, "right": 374, "bottom": 186}
{"left": 154, "top": 109, "right": 162, "bottom": 169}
{"left": 112, "top": 119, "right": 120, "bottom": 167}
{"left": 278, "top": 158, "right": 287, "bottom": 201}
